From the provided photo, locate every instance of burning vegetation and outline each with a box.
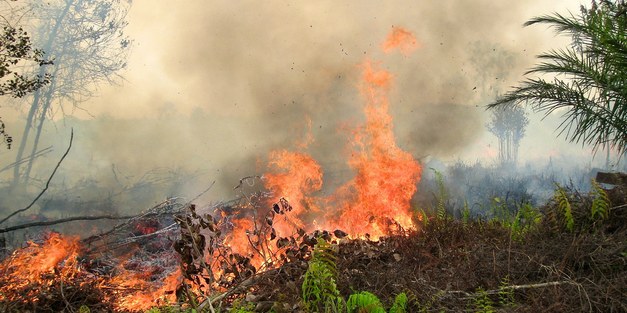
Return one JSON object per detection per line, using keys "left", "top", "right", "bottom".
{"left": 0, "top": 16, "right": 626, "bottom": 313}
{"left": 0, "top": 27, "right": 425, "bottom": 312}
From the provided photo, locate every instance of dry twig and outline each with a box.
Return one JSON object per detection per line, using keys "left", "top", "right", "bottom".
{"left": 0, "top": 129, "right": 73, "bottom": 225}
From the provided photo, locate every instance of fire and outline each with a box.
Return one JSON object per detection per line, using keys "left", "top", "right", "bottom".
{"left": 0, "top": 232, "right": 181, "bottom": 312}
{"left": 0, "top": 26, "right": 423, "bottom": 311}
{"left": 0, "top": 233, "right": 81, "bottom": 304}
{"left": 331, "top": 60, "right": 421, "bottom": 237}
{"left": 106, "top": 260, "right": 182, "bottom": 311}
{"left": 264, "top": 149, "right": 323, "bottom": 235}
{"left": 264, "top": 27, "right": 422, "bottom": 239}
{"left": 382, "top": 26, "right": 419, "bottom": 55}
{"left": 227, "top": 217, "right": 256, "bottom": 256}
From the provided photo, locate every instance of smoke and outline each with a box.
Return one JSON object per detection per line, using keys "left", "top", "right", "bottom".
{"left": 1, "top": 0, "right": 586, "bottom": 207}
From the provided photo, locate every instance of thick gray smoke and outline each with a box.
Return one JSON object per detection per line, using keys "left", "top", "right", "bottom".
{"left": 0, "top": 0, "right": 585, "bottom": 210}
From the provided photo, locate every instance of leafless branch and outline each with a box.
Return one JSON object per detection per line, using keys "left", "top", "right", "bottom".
{"left": 0, "top": 214, "right": 135, "bottom": 234}
{"left": 0, "top": 128, "right": 73, "bottom": 225}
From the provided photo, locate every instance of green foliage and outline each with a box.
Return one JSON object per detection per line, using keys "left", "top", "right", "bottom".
{"left": 497, "top": 276, "right": 515, "bottom": 307}
{"left": 490, "top": 197, "right": 509, "bottom": 222}
{"left": 0, "top": 25, "right": 52, "bottom": 98}
{"left": 509, "top": 203, "right": 542, "bottom": 240}
{"left": 461, "top": 201, "right": 471, "bottom": 224}
{"left": 590, "top": 179, "right": 610, "bottom": 221}
{"left": 0, "top": 23, "right": 52, "bottom": 150}
{"left": 302, "top": 238, "right": 344, "bottom": 313}
{"left": 471, "top": 287, "right": 494, "bottom": 313}
{"left": 228, "top": 300, "right": 255, "bottom": 313}
{"left": 388, "top": 292, "right": 408, "bottom": 313}
{"left": 554, "top": 184, "right": 575, "bottom": 232}
{"left": 301, "top": 239, "right": 409, "bottom": 313}
{"left": 488, "top": 0, "right": 627, "bottom": 153}
{"left": 413, "top": 290, "right": 443, "bottom": 313}
{"left": 79, "top": 305, "right": 91, "bottom": 313}
{"left": 416, "top": 208, "right": 429, "bottom": 227}
{"left": 431, "top": 168, "right": 448, "bottom": 220}
{"left": 346, "top": 291, "right": 385, "bottom": 313}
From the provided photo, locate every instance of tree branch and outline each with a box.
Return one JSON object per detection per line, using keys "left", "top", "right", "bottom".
{"left": 0, "top": 214, "right": 136, "bottom": 234}
{"left": 0, "top": 129, "right": 73, "bottom": 225}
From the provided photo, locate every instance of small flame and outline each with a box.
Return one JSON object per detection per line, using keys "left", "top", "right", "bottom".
{"left": 382, "top": 26, "right": 419, "bottom": 55}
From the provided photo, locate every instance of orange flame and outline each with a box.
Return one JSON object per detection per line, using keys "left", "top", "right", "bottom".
{"left": 0, "top": 233, "right": 81, "bottom": 304}
{"left": 0, "top": 27, "right": 423, "bottom": 311}
{"left": 0, "top": 233, "right": 181, "bottom": 312}
{"left": 330, "top": 59, "right": 421, "bottom": 237}
{"left": 264, "top": 27, "right": 422, "bottom": 239}
{"left": 264, "top": 149, "right": 323, "bottom": 235}
{"left": 382, "top": 26, "right": 419, "bottom": 55}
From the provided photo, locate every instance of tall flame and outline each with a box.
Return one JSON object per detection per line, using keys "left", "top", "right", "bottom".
{"left": 264, "top": 26, "right": 422, "bottom": 239}
{"left": 331, "top": 59, "right": 421, "bottom": 237}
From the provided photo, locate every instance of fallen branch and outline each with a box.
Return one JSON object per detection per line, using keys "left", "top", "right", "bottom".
{"left": 81, "top": 198, "right": 182, "bottom": 246}
{"left": 0, "top": 214, "right": 135, "bottom": 234}
{"left": 0, "top": 129, "right": 73, "bottom": 225}
{"left": 439, "top": 280, "right": 580, "bottom": 299}
{"left": 0, "top": 146, "right": 53, "bottom": 174}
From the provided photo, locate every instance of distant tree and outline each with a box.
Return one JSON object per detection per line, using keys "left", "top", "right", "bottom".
{"left": 487, "top": 104, "right": 529, "bottom": 165}
{"left": 11, "top": 0, "right": 131, "bottom": 187}
{"left": 488, "top": 0, "right": 627, "bottom": 154}
{"left": 0, "top": 12, "right": 52, "bottom": 149}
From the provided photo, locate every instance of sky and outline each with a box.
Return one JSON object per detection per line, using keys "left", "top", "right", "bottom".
{"left": 2, "top": 0, "right": 608, "bottom": 204}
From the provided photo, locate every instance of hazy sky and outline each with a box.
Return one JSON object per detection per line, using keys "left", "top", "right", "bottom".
{"left": 96, "top": 0, "right": 583, "bottom": 118}
{"left": 93, "top": 0, "right": 588, "bottom": 159}
{"left": 2, "top": 0, "right": 603, "bottom": 201}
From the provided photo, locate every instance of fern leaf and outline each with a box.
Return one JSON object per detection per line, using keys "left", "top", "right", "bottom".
{"left": 554, "top": 184, "right": 574, "bottom": 232}
{"left": 346, "top": 291, "right": 385, "bottom": 313}
{"left": 302, "top": 238, "right": 343, "bottom": 313}
{"left": 591, "top": 179, "right": 610, "bottom": 220}
{"left": 389, "top": 292, "right": 408, "bottom": 313}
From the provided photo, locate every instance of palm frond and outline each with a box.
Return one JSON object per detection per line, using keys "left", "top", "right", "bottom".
{"left": 490, "top": 1, "right": 627, "bottom": 154}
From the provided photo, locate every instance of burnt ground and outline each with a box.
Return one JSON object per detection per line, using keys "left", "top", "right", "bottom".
{"left": 0, "top": 185, "right": 626, "bottom": 312}
{"left": 246, "top": 186, "right": 627, "bottom": 312}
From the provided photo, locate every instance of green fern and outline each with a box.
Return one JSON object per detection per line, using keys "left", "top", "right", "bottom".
{"left": 417, "top": 208, "right": 429, "bottom": 227}
{"left": 431, "top": 168, "right": 448, "bottom": 220}
{"left": 79, "top": 305, "right": 91, "bottom": 313}
{"left": 302, "top": 238, "right": 344, "bottom": 313}
{"left": 388, "top": 292, "right": 408, "bottom": 313}
{"left": 346, "top": 291, "right": 385, "bottom": 313}
{"left": 471, "top": 287, "right": 494, "bottom": 313}
{"left": 461, "top": 201, "right": 471, "bottom": 224}
{"left": 497, "top": 276, "right": 515, "bottom": 307}
{"left": 554, "top": 184, "right": 574, "bottom": 232}
{"left": 591, "top": 180, "right": 610, "bottom": 221}
{"left": 228, "top": 299, "right": 256, "bottom": 313}
{"left": 510, "top": 203, "right": 542, "bottom": 240}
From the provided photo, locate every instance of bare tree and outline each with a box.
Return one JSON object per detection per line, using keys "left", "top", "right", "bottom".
{"left": 11, "top": 0, "right": 131, "bottom": 187}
